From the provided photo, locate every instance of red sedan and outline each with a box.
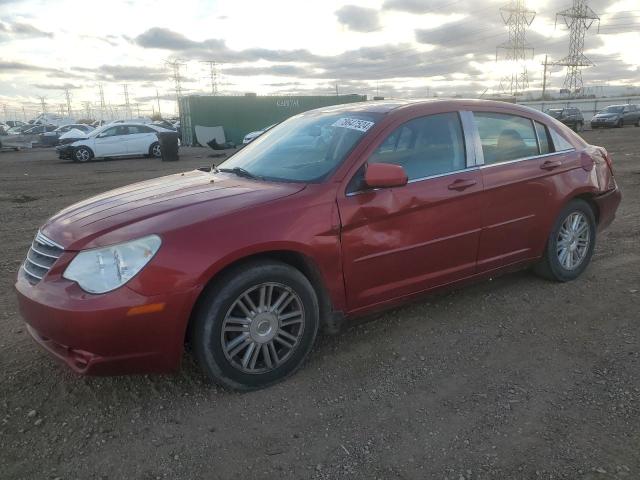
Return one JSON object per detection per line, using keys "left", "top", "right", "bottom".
{"left": 15, "top": 99, "right": 621, "bottom": 390}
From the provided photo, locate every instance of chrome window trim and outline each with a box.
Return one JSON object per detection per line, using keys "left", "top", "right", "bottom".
{"left": 346, "top": 166, "right": 480, "bottom": 197}
{"left": 478, "top": 149, "right": 574, "bottom": 169}
{"left": 459, "top": 110, "right": 483, "bottom": 166}
{"left": 35, "top": 230, "right": 65, "bottom": 250}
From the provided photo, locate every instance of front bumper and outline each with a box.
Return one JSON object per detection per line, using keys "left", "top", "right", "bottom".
{"left": 590, "top": 118, "right": 618, "bottom": 127}
{"left": 15, "top": 270, "right": 200, "bottom": 375}
{"left": 56, "top": 144, "right": 74, "bottom": 159}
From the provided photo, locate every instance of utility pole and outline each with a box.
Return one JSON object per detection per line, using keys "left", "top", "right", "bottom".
{"left": 135, "top": 103, "right": 141, "bottom": 117}
{"left": 541, "top": 54, "right": 549, "bottom": 99}
{"left": 201, "top": 61, "right": 219, "bottom": 95}
{"left": 335, "top": 82, "right": 339, "bottom": 96}
{"left": 1, "top": 103, "right": 7, "bottom": 121}
{"left": 98, "top": 84, "right": 106, "bottom": 121}
{"left": 38, "top": 96, "right": 47, "bottom": 114}
{"left": 166, "top": 59, "right": 186, "bottom": 114}
{"left": 156, "top": 89, "right": 162, "bottom": 118}
{"left": 22, "top": 106, "right": 27, "bottom": 122}
{"left": 496, "top": 0, "right": 536, "bottom": 97}
{"left": 553, "top": 0, "right": 600, "bottom": 97}
{"left": 63, "top": 88, "right": 72, "bottom": 117}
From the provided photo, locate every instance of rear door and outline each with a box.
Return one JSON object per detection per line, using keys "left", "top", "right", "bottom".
{"left": 125, "top": 125, "right": 155, "bottom": 155}
{"left": 338, "top": 111, "right": 484, "bottom": 311}
{"left": 474, "top": 111, "right": 578, "bottom": 272}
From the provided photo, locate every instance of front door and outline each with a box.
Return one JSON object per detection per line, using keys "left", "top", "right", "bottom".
{"left": 338, "top": 111, "right": 483, "bottom": 312}
{"left": 94, "top": 125, "right": 128, "bottom": 156}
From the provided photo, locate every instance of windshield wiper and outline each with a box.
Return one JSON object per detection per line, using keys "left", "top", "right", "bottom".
{"left": 218, "top": 167, "right": 260, "bottom": 179}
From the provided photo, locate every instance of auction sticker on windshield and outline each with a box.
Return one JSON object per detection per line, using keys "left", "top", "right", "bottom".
{"left": 332, "top": 118, "right": 375, "bottom": 132}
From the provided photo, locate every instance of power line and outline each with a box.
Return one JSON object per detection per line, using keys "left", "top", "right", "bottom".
{"left": 553, "top": 0, "right": 600, "bottom": 96}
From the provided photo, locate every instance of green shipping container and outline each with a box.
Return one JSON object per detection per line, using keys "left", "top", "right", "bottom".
{"left": 179, "top": 94, "right": 367, "bottom": 146}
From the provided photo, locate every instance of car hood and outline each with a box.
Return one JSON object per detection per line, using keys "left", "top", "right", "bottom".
{"left": 41, "top": 169, "right": 306, "bottom": 250}
{"left": 59, "top": 128, "right": 88, "bottom": 140}
{"left": 593, "top": 113, "right": 618, "bottom": 118}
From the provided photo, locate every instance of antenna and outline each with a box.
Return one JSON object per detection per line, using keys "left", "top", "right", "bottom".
{"left": 553, "top": 0, "right": 600, "bottom": 96}
{"left": 496, "top": 0, "right": 536, "bottom": 96}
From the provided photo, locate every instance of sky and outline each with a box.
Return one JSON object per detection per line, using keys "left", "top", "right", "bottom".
{"left": 0, "top": 0, "right": 639, "bottom": 120}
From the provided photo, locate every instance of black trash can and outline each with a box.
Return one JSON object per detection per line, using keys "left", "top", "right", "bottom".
{"left": 156, "top": 131, "right": 179, "bottom": 162}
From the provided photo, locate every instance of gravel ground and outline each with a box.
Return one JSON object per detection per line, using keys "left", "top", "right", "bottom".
{"left": 1, "top": 129, "right": 639, "bottom": 480}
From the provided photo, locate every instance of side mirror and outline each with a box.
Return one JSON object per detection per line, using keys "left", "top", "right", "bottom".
{"left": 364, "top": 163, "right": 408, "bottom": 189}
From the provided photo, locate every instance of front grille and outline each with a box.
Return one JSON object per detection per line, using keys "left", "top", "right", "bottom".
{"left": 22, "top": 231, "right": 64, "bottom": 285}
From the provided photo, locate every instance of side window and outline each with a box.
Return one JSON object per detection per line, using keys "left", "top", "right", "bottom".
{"left": 128, "top": 125, "right": 143, "bottom": 134}
{"left": 473, "top": 112, "right": 539, "bottom": 164}
{"left": 100, "top": 127, "right": 118, "bottom": 137}
{"left": 369, "top": 112, "right": 466, "bottom": 181}
{"left": 548, "top": 128, "right": 574, "bottom": 152}
{"left": 534, "top": 122, "right": 552, "bottom": 155}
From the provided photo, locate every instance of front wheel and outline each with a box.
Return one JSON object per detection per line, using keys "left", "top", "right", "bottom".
{"left": 149, "top": 142, "right": 162, "bottom": 158}
{"left": 617, "top": 119, "right": 624, "bottom": 128}
{"left": 575, "top": 121, "right": 584, "bottom": 132}
{"left": 192, "top": 260, "right": 319, "bottom": 390}
{"left": 534, "top": 199, "right": 596, "bottom": 282}
{"left": 73, "top": 146, "right": 92, "bottom": 163}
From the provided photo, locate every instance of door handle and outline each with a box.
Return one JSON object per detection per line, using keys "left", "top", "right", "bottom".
{"left": 540, "top": 160, "right": 562, "bottom": 171}
{"left": 447, "top": 179, "right": 477, "bottom": 191}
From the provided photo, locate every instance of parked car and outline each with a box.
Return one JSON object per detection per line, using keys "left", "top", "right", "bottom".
{"left": 242, "top": 124, "right": 276, "bottom": 144}
{"left": 41, "top": 124, "right": 94, "bottom": 146}
{"left": 4, "top": 120, "right": 26, "bottom": 128}
{"left": 591, "top": 104, "right": 640, "bottom": 128}
{"left": 545, "top": 107, "right": 584, "bottom": 131}
{"left": 15, "top": 100, "right": 621, "bottom": 390}
{"left": 56, "top": 123, "right": 171, "bottom": 162}
{"left": 22, "top": 124, "right": 57, "bottom": 135}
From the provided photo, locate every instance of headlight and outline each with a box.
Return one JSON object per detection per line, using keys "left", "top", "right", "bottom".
{"left": 63, "top": 235, "right": 161, "bottom": 294}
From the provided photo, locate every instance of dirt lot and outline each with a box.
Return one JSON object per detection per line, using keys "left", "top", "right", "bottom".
{"left": 1, "top": 129, "right": 639, "bottom": 480}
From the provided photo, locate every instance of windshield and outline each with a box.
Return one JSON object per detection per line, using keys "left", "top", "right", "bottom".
{"left": 220, "top": 111, "right": 380, "bottom": 182}
{"left": 600, "top": 106, "right": 624, "bottom": 114}
{"left": 547, "top": 109, "right": 563, "bottom": 118}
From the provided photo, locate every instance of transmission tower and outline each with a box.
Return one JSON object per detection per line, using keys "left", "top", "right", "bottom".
{"left": 81, "top": 101, "right": 92, "bottom": 120}
{"left": 122, "top": 84, "right": 131, "bottom": 118}
{"left": 166, "top": 59, "right": 186, "bottom": 113}
{"left": 98, "top": 84, "right": 106, "bottom": 120}
{"left": 496, "top": 0, "right": 536, "bottom": 96}
{"left": 37, "top": 96, "right": 47, "bottom": 114}
{"left": 201, "top": 60, "right": 219, "bottom": 95}
{"left": 554, "top": 0, "right": 599, "bottom": 96}
{"left": 63, "top": 88, "right": 73, "bottom": 117}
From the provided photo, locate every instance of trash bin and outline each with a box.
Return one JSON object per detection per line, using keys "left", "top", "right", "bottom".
{"left": 156, "top": 131, "right": 179, "bottom": 162}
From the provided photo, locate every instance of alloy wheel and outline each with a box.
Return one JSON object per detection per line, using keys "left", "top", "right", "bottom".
{"left": 75, "top": 148, "right": 90, "bottom": 162}
{"left": 152, "top": 144, "right": 161, "bottom": 157}
{"left": 221, "top": 282, "right": 305, "bottom": 374}
{"left": 556, "top": 212, "right": 590, "bottom": 270}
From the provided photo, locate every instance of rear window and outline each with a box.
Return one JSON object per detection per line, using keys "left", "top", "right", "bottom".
{"left": 473, "top": 112, "right": 538, "bottom": 164}
{"left": 548, "top": 128, "right": 574, "bottom": 152}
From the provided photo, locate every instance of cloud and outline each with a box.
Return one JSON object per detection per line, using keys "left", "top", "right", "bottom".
{"left": 335, "top": 5, "right": 381, "bottom": 33}
{"left": 223, "top": 64, "right": 311, "bottom": 77}
{"left": 383, "top": 0, "right": 475, "bottom": 14}
{"left": 32, "top": 83, "right": 82, "bottom": 90}
{"left": 0, "top": 21, "right": 52, "bottom": 42}
{"left": 94, "top": 64, "right": 169, "bottom": 82}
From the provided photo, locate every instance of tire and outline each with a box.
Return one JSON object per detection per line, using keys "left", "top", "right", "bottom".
{"left": 534, "top": 199, "right": 596, "bottom": 282}
{"left": 635, "top": 119, "right": 639, "bottom": 127}
{"left": 149, "top": 142, "right": 162, "bottom": 158}
{"left": 73, "top": 146, "right": 93, "bottom": 163}
{"left": 575, "top": 121, "right": 583, "bottom": 132}
{"left": 192, "top": 260, "right": 319, "bottom": 391}
{"left": 616, "top": 119, "right": 624, "bottom": 128}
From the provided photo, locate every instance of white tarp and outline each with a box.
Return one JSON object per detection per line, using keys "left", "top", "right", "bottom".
{"left": 195, "top": 125, "right": 226, "bottom": 146}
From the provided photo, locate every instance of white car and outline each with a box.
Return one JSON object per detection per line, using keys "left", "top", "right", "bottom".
{"left": 56, "top": 123, "right": 172, "bottom": 162}
{"left": 242, "top": 124, "right": 276, "bottom": 144}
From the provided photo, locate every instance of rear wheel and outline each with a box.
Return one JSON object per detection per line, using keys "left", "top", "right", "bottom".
{"left": 192, "top": 260, "right": 319, "bottom": 390}
{"left": 73, "top": 146, "right": 92, "bottom": 163}
{"left": 534, "top": 199, "right": 596, "bottom": 282}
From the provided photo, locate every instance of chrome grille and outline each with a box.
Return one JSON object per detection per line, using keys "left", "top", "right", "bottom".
{"left": 22, "top": 231, "right": 64, "bottom": 285}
